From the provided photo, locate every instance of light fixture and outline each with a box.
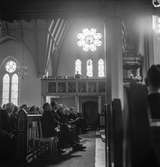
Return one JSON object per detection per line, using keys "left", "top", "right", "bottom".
{"left": 77, "top": 28, "right": 102, "bottom": 52}
{"left": 152, "top": 0, "right": 160, "bottom": 7}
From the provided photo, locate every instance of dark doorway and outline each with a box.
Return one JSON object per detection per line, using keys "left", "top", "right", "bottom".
{"left": 82, "top": 101, "right": 99, "bottom": 130}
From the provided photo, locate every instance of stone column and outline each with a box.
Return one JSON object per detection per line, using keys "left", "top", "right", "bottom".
{"left": 105, "top": 17, "right": 123, "bottom": 106}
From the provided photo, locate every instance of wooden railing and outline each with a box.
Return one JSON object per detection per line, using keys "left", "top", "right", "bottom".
{"left": 41, "top": 77, "right": 106, "bottom": 96}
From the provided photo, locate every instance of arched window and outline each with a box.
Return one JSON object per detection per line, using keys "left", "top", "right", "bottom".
{"left": 11, "top": 74, "right": 18, "bottom": 105}
{"left": 2, "top": 74, "right": 10, "bottom": 105}
{"left": 75, "top": 59, "right": 82, "bottom": 75}
{"left": 98, "top": 59, "right": 104, "bottom": 77}
{"left": 2, "top": 60, "right": 19, "bottom": 105}
{"left": 86, "top": 59, "right": 93, "bottom": 77}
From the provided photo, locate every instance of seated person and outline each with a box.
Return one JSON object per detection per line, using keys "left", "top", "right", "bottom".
{"left": 41, "top": 103, "right": 58, "bottom": 137}
{"left": 41, "top": 103, "right": 65, "bottom": 154}
{"left": 50, "top": 101, "right": 86, "bottom": 151}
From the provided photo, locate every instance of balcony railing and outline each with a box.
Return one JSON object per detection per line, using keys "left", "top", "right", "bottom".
{"left": 41, "top": 77, "right": 106, "bottom": 95}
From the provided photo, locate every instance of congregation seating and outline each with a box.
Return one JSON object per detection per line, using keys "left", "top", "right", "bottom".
{"left": 105, "top": 98, "right": 123, "bottom": 167}
{"left": 123, "top": 83, "right": 151, "bottom": 167}
{"left": 104, "top": 82, "right": 160, "bottom": 167}
{"left": 123, "top": 82, "right": 160, "bottom": 167}
{"left": 4, "top": 83, "right": 160, "bottom": 167}
{"left": 0, "top": 102, "right": 86, "bottom": 165}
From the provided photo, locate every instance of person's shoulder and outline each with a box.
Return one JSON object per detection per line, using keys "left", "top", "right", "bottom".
{"left": 148, "top": 93, "right": 160, "bottom": 103}
{"left": 148, "top": 92, "right": 160, "bottom": 97}
{"left": 0, "top": 109, "right": 8, "bottom": 116}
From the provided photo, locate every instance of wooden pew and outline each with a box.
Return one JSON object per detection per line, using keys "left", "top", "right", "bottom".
{"left": 105, "top": 98, "right": 123, "bottom": 167}
{"left": 148, "top": 114, "right": 160, "bottom": 165}
{"left": 16, "top": 109, "right": 27, "bottom": 162}
{"left": 105, "top": 103, "right": 112, "bottom": 167}
{"left": 17, "top": 109, "right": 58, "bottom": 163}
{"left": 106, "top": 83, "right": 158, "bottom": 167}
{"left": 123, "top": 83, "right": 155, "bottom": 167}
{"left": 112, "top": 99, "right": 123, "bottom": 167}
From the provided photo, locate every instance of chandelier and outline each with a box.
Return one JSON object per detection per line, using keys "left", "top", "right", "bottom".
{"left": 152, "top": 15, "right": 160, "bottom": 34}
{"left": 77, "top": 28, "right": 102, "bottom": 52}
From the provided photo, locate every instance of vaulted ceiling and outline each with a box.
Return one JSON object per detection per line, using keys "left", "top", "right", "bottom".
{"left": 0, "top": 0, "right": 158, "bottom": 78}
{"left": 0, "top": 0, "right": 157, "bottom": 21}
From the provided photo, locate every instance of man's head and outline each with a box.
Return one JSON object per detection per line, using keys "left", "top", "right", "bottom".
{"left": 43, "top": 103, "right": 51, "bottom": 112}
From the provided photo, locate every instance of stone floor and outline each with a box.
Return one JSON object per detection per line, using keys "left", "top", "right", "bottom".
{"left": 95, "top": 131, "right": 105, "bottom": 167}
{"left": 0, "top": 130, "right": 106, "bottom": 167}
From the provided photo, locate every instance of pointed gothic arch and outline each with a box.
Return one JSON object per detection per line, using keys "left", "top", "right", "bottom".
{"left": 86, "top": 59, "right": 93, "bottom": 77}
{"left": 75, "top": 59, "right": 82, "bottom": 75}
{"left": 1, "top": 57, "right": 19, "bottom": 105}
{"left": 2, "top": 73, "right": 10, "bottom": 105}
{"left": 98, "top": 58, "right": 104, "bottom": 77}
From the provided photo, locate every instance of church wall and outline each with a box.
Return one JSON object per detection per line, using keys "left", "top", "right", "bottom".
{"left": 0, "top": 40, "right": 41, "bottom": 106}
{"left": 0, "top": 19, "right": 50, "bottom": 107}
{"left": 55, "top": 19, "right": 106, "bottom": 113}
{"left": 57, "top": 19, "right": 105, "bottom": 78}
{"left": 7, "top": 20, "right": 49, "bottom": 77}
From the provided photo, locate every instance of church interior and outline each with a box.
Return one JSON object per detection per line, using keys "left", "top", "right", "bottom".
{"left": 0, "top": 0, "right": 160, "bottom": 166}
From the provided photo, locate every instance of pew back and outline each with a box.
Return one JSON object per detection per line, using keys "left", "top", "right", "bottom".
{"left": 105, "top": 98, "right": 123, "bottom": 167}
{"left": 123, "top": 83, "right": 154, "bottom": 167}
{"left": 17, "top": 110, "right": 54, "bottom": 163}
{"left": 112, "top": 99, "right": 123, "bottom": 167}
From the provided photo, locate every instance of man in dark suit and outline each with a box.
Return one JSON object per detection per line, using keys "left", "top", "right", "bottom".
{"left": 146, "top": 65, "right": 160, "bottom": 118}
{"left": 145, "top": 64, "right": 160, "bottom": 166}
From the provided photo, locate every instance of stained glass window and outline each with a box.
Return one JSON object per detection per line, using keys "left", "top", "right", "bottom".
{"left": 11, "top": 74, "right": 18, "bottom": 105}
{"left": 75, "top": 59, "right": 82, "bottom": 75}
{"left": 2, "top": 74, "right": 10, "bottom": 105}
{"left": 86, "top": 59, "right": 93, "bottom": 77}
{"left": 98, "top": 59, "right": 105, "bottom": 77}
{"left": 77, "top": 28, "right": 102, "bottom": 52}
